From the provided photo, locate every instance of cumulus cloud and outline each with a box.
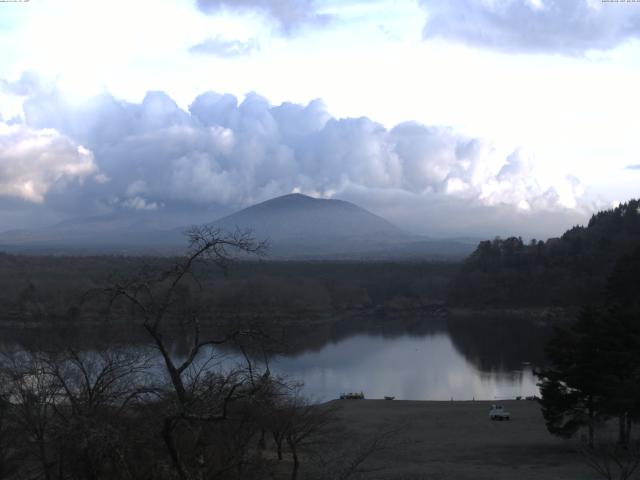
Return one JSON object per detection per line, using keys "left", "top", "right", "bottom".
{"left": 626, "top": 164, "right": 640, "bottom": 170}
{"left": 189, "top": 36, "right": 260, "bottom": 57}
{"left": 419, "top": 0, "right": 640, "bottom": 54}
{"left": 195, "top": 0, "right": 331, "bottom": 34}
{"left": 0, "top": 122, "right": 97, "bottom": 203}
{"left": 0, "top": 73, "right": 595, "bottom": 237}
{"left": 1, "top": 71, "right": 47, "bottom": 97}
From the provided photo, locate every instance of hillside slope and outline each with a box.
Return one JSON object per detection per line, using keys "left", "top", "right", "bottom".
{"left": 210, "top": 193, "right": 474, "bottom": 259}
{"left": 449, "top": 199, "right": 640, "bottom": 306}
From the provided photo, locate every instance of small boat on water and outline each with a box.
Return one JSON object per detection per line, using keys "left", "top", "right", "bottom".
{"left": 384, "top": 396, "right": 395, "bottom": 401}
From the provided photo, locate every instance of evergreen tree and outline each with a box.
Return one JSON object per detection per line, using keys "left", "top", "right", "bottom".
{"left": 537, "top": 249, "right": 640, "bottom": 447}
{"left": 451, "top": 199, "right": 640, "bottom": 307}
{"left": 537, "top": 306, "right": 610, "bottom": 447}
{"left": 601, "top": 247, "right": 640, "bottom": 445}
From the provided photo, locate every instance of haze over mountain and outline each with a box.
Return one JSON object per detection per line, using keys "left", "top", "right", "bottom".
{"left": 0, "top": 205, "right": 231, "bottom": 254}
{"left": 213, "top": 193, "right": 402, "bottom": 241}
{"left": 208, "top": 193, "right": 478, "bottom": 258}
{"left": 0, "top": 193, "right": 476, "bottom": 259}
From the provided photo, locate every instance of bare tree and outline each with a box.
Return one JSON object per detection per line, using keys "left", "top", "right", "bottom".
{"left": 307, "top": 420, "right": 401, "bottom": 480}
{"left": 1, "top": 350, "right": 62, "bottom": 480}
{"left": 260, "top": 391, "right": 340, "bottom": 480}
{"left": 579, "top": 439, "right": 640, "bottom": 480}
{"left": 315, "top": 428, "right": 399, "bottom": 480}
{"left": 44, "top": 348, "right": 157, "bottom": 480}
{"left": 105, "top": 226, "right": 267, "bottom": 479}
{"left": 0, "top": 346, "right": 157, "bottom": 480}
{"left": 0, "top": 368, "right": 19, "bottom": 479}
{"left": 44, "top": 348, "right": 155, "bottom": 416}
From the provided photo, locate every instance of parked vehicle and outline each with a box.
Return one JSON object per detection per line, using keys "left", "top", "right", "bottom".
{"left": 489, "top": 404, "right": 510, "bottom": 420}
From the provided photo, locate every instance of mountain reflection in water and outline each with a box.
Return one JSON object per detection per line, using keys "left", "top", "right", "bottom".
{"left": 0, "top": 315, "right": 549, "bottom": 401}
{"left": 269, "top": 332, "right": 538, "bottom": 401}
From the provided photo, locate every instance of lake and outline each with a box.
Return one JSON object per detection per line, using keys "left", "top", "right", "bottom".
{"left": 257, "top": 331, "right": 539, "bottom": 401}
{"left": 1, "top": 315, "right": 547, "bottom": 402}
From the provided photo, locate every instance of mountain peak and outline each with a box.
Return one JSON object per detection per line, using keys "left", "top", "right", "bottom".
{"left": 260, "top": 192, "right": 350, "bottom": 205}
{"left": 260, "top": 192, "right": 318, "bottom": 205}
{"left": 212, "top": 193, "right": 404, "bottom": 247}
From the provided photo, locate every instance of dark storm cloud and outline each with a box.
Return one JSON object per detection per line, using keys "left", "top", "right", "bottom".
{"left": 195, "top": 0, "right": 331, "bottom": 34}
{"left": 419, "top": 0, "right": 640, "bottom": 54}
{"left": 189, "top": 36, "right": 260, "bottom": 57}
{"left": 0, "top": 73, "right": 593, "bottom": 236}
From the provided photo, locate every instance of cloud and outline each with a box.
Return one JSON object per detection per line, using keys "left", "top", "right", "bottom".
{"left": 626, "top": 164, "right": 640, "bottom": 170}
{"left": 338, "top": 185, "right": 591, "bottom": 239}
{"left": 195, "top": 0, "right": 331, "bottom": 35}
{"left": 1, "top": 71, "right": 47, "bottom": 96}
{"left": 120, "top": 196, "right": 162, "bottom": 211}
{"left": 189, "top": 36, "right": 260, "bottom": 57}
{"left": 0, "top": 122, "right": 97, "bottom": 203}
{"left": 0, "top": 73, "right": 596, "bottom": 237}
{"left": 419, "top": 0, "right": 640, "bottom": 54}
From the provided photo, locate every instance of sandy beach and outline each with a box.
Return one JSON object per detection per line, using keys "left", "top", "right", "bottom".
{"left": 330, "top": 399, "right": 599, "bottom": 480}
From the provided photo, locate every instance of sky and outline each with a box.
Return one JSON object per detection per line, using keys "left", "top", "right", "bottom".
{"left": 0, "top": 0, "right": 639, "bottom": 238}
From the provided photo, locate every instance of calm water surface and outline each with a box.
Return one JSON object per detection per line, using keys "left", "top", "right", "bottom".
{"left": 267, "top": 332, "right": 538, "bottom": 401}
{"left": 2, "top": 318, "right": 545, "bottom": 402}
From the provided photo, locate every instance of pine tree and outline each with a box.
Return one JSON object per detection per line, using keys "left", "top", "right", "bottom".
{"left": 537, "top": 306, "right": 610, "bottom": 447}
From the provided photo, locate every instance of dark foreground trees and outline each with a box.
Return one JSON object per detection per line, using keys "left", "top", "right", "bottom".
{"left": 536, "top": 306, "right": 618, "bottom": 448}
{"left": 0, "top": 226, "right": 386, "bottom": 480}
{"left": 536, "top": 247, "right": 640, "bottom": 449}
{"left": 0, "top": 347, "right": 158, "bottom": 479}
{"left": 104, "top": 226, "right": 272, "bottom": 479}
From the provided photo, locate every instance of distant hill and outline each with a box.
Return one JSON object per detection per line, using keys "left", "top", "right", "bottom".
{"left": 0, "top": 207, "right": 229, "bottom": 254}
{"left": 208, "top": 193, "right": 474, "bottom": 259}
{"left": 449, "top": 199, "right": 640, "bottom": 306}
{"left": 0, "top": 193, "right": 476, "bottom": 259}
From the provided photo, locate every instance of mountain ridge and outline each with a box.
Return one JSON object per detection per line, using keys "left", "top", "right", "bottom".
{"left": 211, "top": 193, "right": 407, "bottom": 244}
{"left": 0, "top": 193, "right": 476, "bottom": 259}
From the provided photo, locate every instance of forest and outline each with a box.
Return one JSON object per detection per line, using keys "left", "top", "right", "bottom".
{"left": 0, "top": 254, "right": 457, "bottom": 330}
{"left": 449, "top": 199, "right": 640, "bottom": 307}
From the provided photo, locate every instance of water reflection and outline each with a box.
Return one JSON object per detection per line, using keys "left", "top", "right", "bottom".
{"left": 268, "top": 333, "right": 538, "bottom": 401}
{"left": 0, "top": 315, "right": 547, "bottom": 402}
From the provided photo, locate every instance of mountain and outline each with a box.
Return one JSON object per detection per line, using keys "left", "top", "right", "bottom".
{"left": 0, "top": 193, "right": 476, "bottom": 259}
{"left": 0, "top": 206, "right": 230, "bottom": 254}
{"left": 213, "top": 193, "right": 402, "bottom": 241}
{"left": 208, "top": 193, "right": 474, "bottom": 259}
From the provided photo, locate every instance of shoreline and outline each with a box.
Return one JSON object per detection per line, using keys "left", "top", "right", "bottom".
{"left": 0, "top": 303, "right": 573, "bottom": 328}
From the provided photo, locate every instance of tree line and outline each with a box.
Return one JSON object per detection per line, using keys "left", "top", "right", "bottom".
{"left": 449, "top": 199, "right": 640, "bottom": 307}
{"left": 0, "top": 254, "right": 457, "bottom": 328}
